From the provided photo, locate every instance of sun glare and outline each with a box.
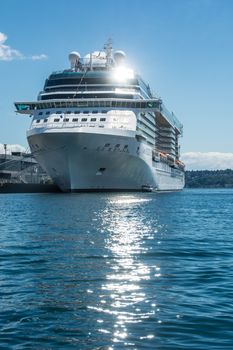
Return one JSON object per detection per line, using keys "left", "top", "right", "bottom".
{"left": 113, "top": 66, "right": 134, "bottom": 81}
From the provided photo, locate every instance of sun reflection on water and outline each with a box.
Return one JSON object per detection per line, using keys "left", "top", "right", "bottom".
{"left": 88, "top": 194, "right": 161, "bottom": 346}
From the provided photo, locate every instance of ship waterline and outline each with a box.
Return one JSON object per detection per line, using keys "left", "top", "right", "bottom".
{"left": 15, "top": 42, "right": 185, "bottom": 192}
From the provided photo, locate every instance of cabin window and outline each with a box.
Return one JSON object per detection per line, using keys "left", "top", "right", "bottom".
{"left": 102, "top": 110, "right": 107, "bottom": 113}
{"left": 56, "top": 111, "right": 62, "bottom": 114}
{"left": 36, "top": 119, "right": 40, "bottom": 123}
{"left": 54, "top": 118, "right": 60, "bottom": 122}
{"left": 100, "top": 118, "right": 106, "bottom": 122}
{"left": 46, "top": 111, "right": 50, "bottom": 115}
{"left": 91, "top": 118, "right": 96, "bottom": 122}
{"left": 66, "top": 111, "right": 71, "bottom": 114}
{"left": 74, "top": 111, "right": 80, "bottom": 114}
{"left": 83, "top": 111, "right": 89, "bottom": 114}
{"left": 92, "top": 110, "right": 98, "bottom": 114}
{"left": 64, "top": 118, "right": 69, "bottom": 122}
{"left": 44, "top": 119, "right": 48, "bottom": 122}
{"left": 72, "top": 118, "right": 78, "bottom": 122}
{"left": 39, "top": 112, "right": 43, "bottom": 115}
{"left": 81, "top": 118, "right": 87, "bottom": 122}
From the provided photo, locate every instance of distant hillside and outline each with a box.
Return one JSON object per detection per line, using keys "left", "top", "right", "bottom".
{"left": 185, "top": 169, "right": 233, "bottom": 188}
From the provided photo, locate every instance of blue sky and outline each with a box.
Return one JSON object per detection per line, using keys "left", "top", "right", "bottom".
{"left": 0, "top": 0, "right": 233, "bottom": 167}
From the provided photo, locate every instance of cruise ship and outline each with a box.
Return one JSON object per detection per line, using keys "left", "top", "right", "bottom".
{"left": 15, "top": 41, "right": 185, "bottom": 192}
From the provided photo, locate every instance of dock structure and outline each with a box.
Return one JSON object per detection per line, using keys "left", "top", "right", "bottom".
{"left": 0, "top": 151, "right": 48, "bottom": 184}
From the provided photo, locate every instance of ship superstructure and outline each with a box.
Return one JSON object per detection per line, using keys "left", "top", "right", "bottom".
{"left": 15, "top": 41, "right": 185, "bottom": 191}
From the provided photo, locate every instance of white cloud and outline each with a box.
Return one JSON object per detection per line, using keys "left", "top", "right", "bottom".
{"left": 31, "top": 54, "right": 48, "bottom": 60}
{"left": 0, "top": 143, "right": 26, "bottom": 154}
{"left": 0, "top": 32, "right": 23, "bottom": 60}
{"left": 0, "top": 32, "right": 6, "bottom": 42}
{"left": 0, "top": 32, "right": 47, "bottom": 61}
{"left": 181, "top": 152, "right": 233, "bottom": 170}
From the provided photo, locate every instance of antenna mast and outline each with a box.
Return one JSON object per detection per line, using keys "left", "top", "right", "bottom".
{"left": 104, "top": 38, "right": 113, "bottom": 69}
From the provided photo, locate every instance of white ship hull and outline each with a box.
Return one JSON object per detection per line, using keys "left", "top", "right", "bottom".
{"left": 27, "top": 127, "right": 184, "bottom": 192}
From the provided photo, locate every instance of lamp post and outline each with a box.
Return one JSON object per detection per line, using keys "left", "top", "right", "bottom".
{"left": 3, "top": 144, "right": 7, "bottom": 160}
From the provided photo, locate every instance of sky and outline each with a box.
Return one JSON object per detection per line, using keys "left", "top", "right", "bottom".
{"left": 0, "top": 0, "right": 233, "bottom": 169}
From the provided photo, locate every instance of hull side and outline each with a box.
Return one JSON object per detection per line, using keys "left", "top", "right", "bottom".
{"left": 28, "top": 131, "right": 184, "bottom": 192}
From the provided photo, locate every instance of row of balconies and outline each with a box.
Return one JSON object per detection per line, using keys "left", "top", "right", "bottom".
{"left": 137, "top": 124, "right": 156, "bottom": 140}
{"left": 138, "top": 119, "right": 157, "bottom": 133}
{"left": 156, "top": 144, "right": 177, "bottom": 152}
{"left": 140, "top": 112, "right": 156, "bottom": 125}
{"left": 158, "top": 137, "right": 176, "bottom": 145}
{"left": 159, "top": 125, "right": 175, "bottom": 131}
{"left": 157, "top": 132, "right": 176, "bottom": 139}
{"left": 137, "top": 128, "right": 155, "bottom": 145}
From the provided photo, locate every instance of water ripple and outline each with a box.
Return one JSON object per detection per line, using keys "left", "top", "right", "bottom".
{"left": 0, "top": 190, "right": 233, "bottom": 349}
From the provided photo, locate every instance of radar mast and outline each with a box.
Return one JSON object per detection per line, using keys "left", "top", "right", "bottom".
{"left": 104, "top": 38, "right": 113, "bottom": 69}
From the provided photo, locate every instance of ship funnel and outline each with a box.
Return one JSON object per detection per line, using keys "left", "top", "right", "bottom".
{"left": 114, "top": 50, "right": 126, "bottom": 65}
{"left": 68, "top": 51, "right": 81, "bottom": 69}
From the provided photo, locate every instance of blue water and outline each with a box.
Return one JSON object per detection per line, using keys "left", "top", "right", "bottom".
{"left": 0, "top": 189, "right": 233, "bottom": 349}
